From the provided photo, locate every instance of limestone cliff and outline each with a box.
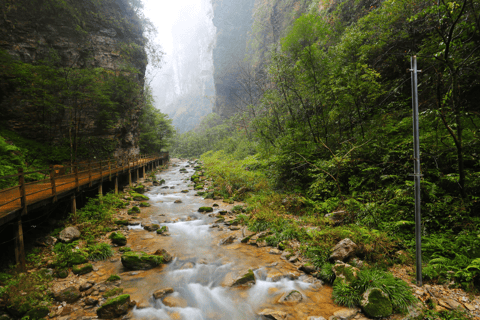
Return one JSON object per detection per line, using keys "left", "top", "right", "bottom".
{"left": 0, "top": 0, "right": 147, "bottom": 158}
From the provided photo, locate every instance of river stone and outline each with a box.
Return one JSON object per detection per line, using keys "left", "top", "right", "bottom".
{"left": 299, "top": 263, "right": 316, "bottom": 274}
{"left": 219, "top": 235, "right": 236, "bottom": 245}
{"left": 162, "top": 296, "right": 187, "bottom": 308}
{"left": 109, "top": 232, "right": 127, "bottom": 246}
{"left": 153, "top": 249, "right": 173, "bottom": 263}
{"left": 361, "top": 288, "right": 392, "bottom": 318}
{"left": 143, "top": 224, "right": 160, "bottom": 232}
{"left": 24, "top": 305, "right": 49, "bottom": 319}
{"left": 152, "top": 288, "right": 174, "bottom": 300}
{"left": 54, "top": 286, "right": 81, "bottom": 303}
{"left": 58, "top": 226, "right": 81, "bottom": 243}
{"left": 278, "top": 290, "right": 303, "bottom": 303}
{"left": 329, "top": 238, "right": 357, "bottom": 262}
{"left": 307, "top": 317, "right": 326, "bottom": 320}
{"left": 84, "top": 296, "right": 99, "bottom": 306}
{"left": 269, "top": 248, "right": 282, "bottom": 255}
{"left": 97, "top": 294, "right": 131, "bottom": 319}
{"left": 121, "top": 252, "right": 163, "bottom": 270}
{"left": 231, "top": 269, "right": 255, "bottom": 286}
{"left": 174, "top": 200, "right": 182, "bottom": 203}
{"left": 331, "top": 308, "right": 360, "bottom": 320}
{"left": 258, "top": 309, "right": 288, "bottom": 320}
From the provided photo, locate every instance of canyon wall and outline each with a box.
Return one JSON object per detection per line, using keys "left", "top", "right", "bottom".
{"left": 0, "top": 0, "right": 147, "bottom": 157}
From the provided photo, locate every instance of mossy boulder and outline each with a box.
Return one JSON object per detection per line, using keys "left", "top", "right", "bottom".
{"left": 121, "top": 252, "right": 163, "bottom": 270}
{"left": 194, "top": 185, "right": 204, "bottom": 190}
{"left": 196, "top": 191, "right": 205, "bottom": 196}
{"left": 144, "top": 224, "right": 159, "bottom": 232}
{"left": 114, "top": 219, "right": 129, "bottom": 226}
{"left": 361, "top": 288, "right": 393, "bottom": 318}
{"left": 72, "top": 263, "right": 93, "bottom": 275}
{"left": 131, "top": 193, "right": 149, "bottom": 201}
{"left": 332, "top": 263, "right": 359, "bottom": 285}
{"left": 103, "top": 287, "right": 123, "bottom": 298}
{"left": 181, "top": 190, "right": 189, "bottom": 193}
{"left": 156, "top": 226, "right": 169, "bottom": 234}
{"left": 54, "top": 269, "right": 69, "bottom": 278}
{"left": 24, "top": 305, "right": 49, "bottom": 320}
{"left": 223, "top": 199, "right": 234, "bottom": 204}
{"left": 127, "top": 206, "right": 140, "bottom": 215}
{"left": 139, "top": 202, "right": 151, "bottom": 207}
{"left": 132, "top": 185, "right": 145, "bottom": 194}
{"left": 198, "top": 206, "right": 213, "bottom": 213}
{"left": 97, "top": 294, "right": 131, "bottom": 319}
{"left": 118, "top": 247, "right": 132, "bottom": 253}
{"left": 109, "top": 232, "right": 127, "bottom": 246}
{"left": 106, "top": 274, "right": 121, "bottom": 282}
{"left": 231, "top": 269, "right": 255, "bottom": 286}
{"left": 69, "top": 252, "right": 87, "bottom": 265}
{"left": 54, "top": 286, "right": 81, "bottom": 303}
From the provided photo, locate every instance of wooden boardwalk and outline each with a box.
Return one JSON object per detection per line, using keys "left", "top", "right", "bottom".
{"left": 0, "top": 154, "right": 168, "bottom": 225}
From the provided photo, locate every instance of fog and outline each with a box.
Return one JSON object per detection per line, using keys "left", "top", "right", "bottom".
{"left": 143, "top": 0, "right": 216, "bottom": 133}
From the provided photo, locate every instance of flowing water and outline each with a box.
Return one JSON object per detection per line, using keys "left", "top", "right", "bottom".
{"left": 111, "top": 159, "right": 342, "bottom": 319}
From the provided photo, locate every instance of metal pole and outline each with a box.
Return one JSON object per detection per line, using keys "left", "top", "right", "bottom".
{"left": 410, "top": 56, "right": 422, "bottom": 286}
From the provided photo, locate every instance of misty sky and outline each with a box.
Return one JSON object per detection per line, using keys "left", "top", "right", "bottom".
{"left": 142, "top": 0, "right": 215, "bottom": 123}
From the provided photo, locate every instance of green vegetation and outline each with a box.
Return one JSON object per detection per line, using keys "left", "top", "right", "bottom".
{"left": 106, "top": 274, "right": 121, "bottom": 282}
{"left": 109, "top": 232, "right": 127, "bottom": 246}
{"left": 87, "top": 242, "right": 114, "bottom": 261}
{"left": 171, "top": 0, "right": 480, "bottom": 306}
{"left": 103, "top": 287, "right": 123, "bottom": 298}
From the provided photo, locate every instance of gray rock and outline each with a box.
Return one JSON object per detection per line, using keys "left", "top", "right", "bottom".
{"left": 329, "top": 238, "right": 357, "bottom": 261}
{"left": 58, "top": 227, "right": 81, "bottom": 243}
{"left": 84, "top": 296, "right": 99, "bottom": 306}
{"left": 278, "top": 290, "right": 303, "bottom": 303}
{"left": 258, "top": 309, "right": 288, "bottom": 320}
{"left": 79, "top": 282, "right": 94, "bottom": 291}
{"left": 152, "top": 287, "right": 174, "bottom": 300}
{"left": 220, "top": 235, "right": 236, "bottom": 245}
{"left": 54, "top": 286, "right": 81, "bottom": 303}
{"left": 307, "top": 317, "right": 326, "bottom": 320}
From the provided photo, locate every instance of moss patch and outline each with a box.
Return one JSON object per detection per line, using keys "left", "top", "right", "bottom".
{"left": 139, "top": 202, "right": 151, "bottom": 207}
{"left": 121, "top": 251, "right": 163, "bottom": 270}
{"left": 103, "top": 287, "right": 123, "bottom": 298}
{"left": 127, "top": 206, "right": 140, "bottom": 215}
{"left": 198, "top": 206, "right": 213, "bottom": 213}
{"left": 131, "top": 193, "right": 149, "bottom": 201}
{"left": 361, "top": 288, "right": 393, "bottom": 318}
{"left": 232, "top": 269, "right": 255, "bottom": 286}
{"left": 106, "top": 274, "right": 121, "bottom": 282}
{"left": 109, "top": 232, "right": 127, "bottom": 246}
{"left": 72, "top": 263, "right": 93, "bottom": 275}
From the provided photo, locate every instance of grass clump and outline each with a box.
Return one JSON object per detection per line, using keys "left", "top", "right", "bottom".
{"left": 332, "top": 268, "right": 416, "bottom": 312}
{"left": 128, "top": 206, "right": 140, "bottom": 215}
{"left": 87, "top": 242, "right": 114, "bottom": 261}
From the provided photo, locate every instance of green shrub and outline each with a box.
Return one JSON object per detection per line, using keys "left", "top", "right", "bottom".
{"left": 87, "top": 243, "right": 114, "bottom": 261}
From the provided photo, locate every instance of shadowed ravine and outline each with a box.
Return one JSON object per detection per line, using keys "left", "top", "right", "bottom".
{"left": 106, "top": 159, "right": 343, "bottom": 319}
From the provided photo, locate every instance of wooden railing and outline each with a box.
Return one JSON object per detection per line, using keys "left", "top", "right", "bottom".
{"left": 0, "top": 153, "right": 168, "bottom": 218}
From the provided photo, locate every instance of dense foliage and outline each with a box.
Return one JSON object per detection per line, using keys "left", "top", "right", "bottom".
{"left": 176, "top": 0, "right": 480, "bottom": 294}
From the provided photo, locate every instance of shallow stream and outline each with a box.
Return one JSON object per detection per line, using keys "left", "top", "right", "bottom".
{"left": 115, "top": 159, "right": 342, "bottom": 319}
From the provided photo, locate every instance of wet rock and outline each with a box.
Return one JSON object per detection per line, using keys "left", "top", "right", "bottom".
{"left": 79, "top": 281, "right": 95, "bottom": 291}
{"left": 333, "top": 263, "right": 359, "bottom": 285}
{"left": 156, "top": 226, "right": 169, "bottom": 234}
{"left": 54, "top": 286, "right": 81, "bottom": 303}
{"left": 219, "top": 235, "right": 236, "bottom": 245}
{"left": 143, "top": 224, "right": 160, "bottom": 232}
{"left": 329, "top": 238, "right": 357, "bottom": 262}
{"left": 330, "top": 308, "right": 360, "bottom": 320}
{"left": 443, "top": 298, "right": 464, "bottom": 310}
{"left": 84, "top": 296, "right": 99, "bottom": 306}
{"left": 258, "top": 309, "right": 288, "bottom": 320}
{"left": 219, "top": 210, "right": 228, "bottom": 215}
{"left": 109, "top": 232, "right": 127, "bottom": 246}
{"left": 24, "top": 305, "right": 50, "bottom": 319}
{"left": 361, "top": 288, "right": 392, "bottom": 318}
{"left": 181, "top": 262, "right": 194, "bottom": 269}
{"left": 278, "top": 290, "right": 303, "bottom": 303}
{"left": 198, "top": 206, "right": 213, "bottom": 213}
{"left": 97, "top": 294, "right": 131, "bottom": 319}
{"left": 231, "top": 269, "right": 255, "bottom": 286}
{"left": 307, "top": 317, "right": 326, "bottom": 320}
{"left": 174, "top": 200, "right": 182, "bottom": 203}
{"left": 162, "top": 296, "right": 188, "bottom": 308}
{"left": 229, "top": 226, "right": 241, "bottom": 231}
{"left": 153, "top": 249, "right": 173, "bottom": 263}
{"left": 299, "top": 263, "right": 316, "bottom": 274}
{"left": 152, "top": 288, "right": 174, "bottom": 300}
{"left": 59, "top": 306, "right": 73, "bottom": 316}
{"left": 269, "top": 249, "right": 282, "bottom": 255}
{"left": 58, "top": 226, "right": 81, "bottom": 243}
{"left": 121, "top": 252, "right": 163, "bottom": 270}
{"left": 288, "top": 255, "right": 299, "bottom": 263}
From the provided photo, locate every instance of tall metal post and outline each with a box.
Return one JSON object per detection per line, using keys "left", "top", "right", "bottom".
{"left": 409, "top": 56, "right": 422, "bottom": 286}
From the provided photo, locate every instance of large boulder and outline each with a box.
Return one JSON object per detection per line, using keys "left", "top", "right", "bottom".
{"left": 58, "top": 227, "right": 81, "bottom": 243}
{"left": 361, "top": 288, "right": 392, "bottom": 318}
{"left": 258, "top": 309, "right": 288, "bottom": 320}
{"left": 332, "top": 263, "right": 360, "bottom": 285}
{"left": 121, "top": 252, "right": 163, "bottom": 270}
{"left": 152, "top": 288, "right": 174, "bottom": 300}
{"left": 329, "top": 238, "right": 357, "bottom": 262}
{"left": 97, "top": 294, "right": 131, "bottom": 319}
{"left": 231, "top": 269, "right": 255, "bottom": 286}
{"left": 54, "top": 286, "right": 81, "bottom": 303}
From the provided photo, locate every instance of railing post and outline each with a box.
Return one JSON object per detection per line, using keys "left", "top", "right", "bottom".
{"left": 128, "top": 156, "right": 132, "bottom": 186}
{"left": 49, "top": 165, "right": 57, "bottom": 202}
{"left": 88, "top": 159, "right": 92, "bottom": 187}
{"left": 18, "top": 168, "right": 27, "bottom": 216}
{"left": 14, "top": 218, "right": 26, "bottom": 272}
{"left": 75, "top": 163, "right": 79, "bottom": 191}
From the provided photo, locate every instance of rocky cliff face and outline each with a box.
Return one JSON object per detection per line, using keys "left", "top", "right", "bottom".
{"left": 211, "top": 0, "right": 315, "bottom": 118}
{"left": 0, "top": 0, "right": 147, "bottom": 157}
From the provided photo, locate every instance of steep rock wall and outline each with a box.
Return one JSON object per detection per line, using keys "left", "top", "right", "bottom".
{"left": 0, "top": 0, "right": 147, "bottom": 157}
